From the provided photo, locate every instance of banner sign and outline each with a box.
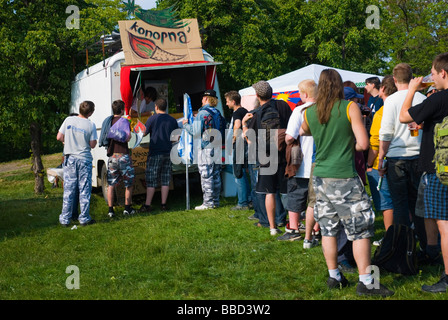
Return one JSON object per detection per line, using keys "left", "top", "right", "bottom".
{"left": 118, "top": 19, "right": 204, "bottom": 65}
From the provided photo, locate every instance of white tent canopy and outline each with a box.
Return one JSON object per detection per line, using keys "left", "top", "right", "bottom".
{"left": 239, "top": 64, "right": 383, "bottom": 110}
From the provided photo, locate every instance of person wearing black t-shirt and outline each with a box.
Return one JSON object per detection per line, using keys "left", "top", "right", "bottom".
{"left": 225, "top": 91, "right": 251, "bottom": 211}
{"left": 242, "top": 81, "right": 292, "bottom": 236}
{"left": 399, "top": 52, "right": 448, "bottom": 293}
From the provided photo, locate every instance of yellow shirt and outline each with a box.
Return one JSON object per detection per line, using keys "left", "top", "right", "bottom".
{"left": 369, "top": 106, "right": 383, "bottom": 170}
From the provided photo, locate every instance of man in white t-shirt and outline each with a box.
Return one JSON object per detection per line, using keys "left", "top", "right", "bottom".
{"left": 277, "top": 79, "right": 317, "bottom": 245}
{"left": 57, "top": 101, "right": 98, "bottom": 227}
{"left": 378, "top": 63, "right": 426, "bottom": 243}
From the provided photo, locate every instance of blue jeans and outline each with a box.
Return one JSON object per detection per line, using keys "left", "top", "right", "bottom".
{"left": 234, "top": 167, "right": 251, "bottom": 207}
{"left": 59, "top": 156, "right": 93, "bottom": 225}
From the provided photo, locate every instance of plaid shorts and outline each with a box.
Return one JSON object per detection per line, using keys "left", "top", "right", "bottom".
{"left": 424, "top": 173, "right": 448, "bottom": 220}
{"left": 107, "top": 154, "right": 135, "bottom": 188}
{"left": 313, "top": 176, "right": 375, "bottom": 241}
{"left": 145, "top": 154, "right": 172, "bottom": 188}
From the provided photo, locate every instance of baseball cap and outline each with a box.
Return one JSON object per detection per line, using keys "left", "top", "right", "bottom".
{"left": 203, "top": 89, "right": 217, "bottom": 98}
{"left": 344, "top": 87, "right": 364, "bottom": 100}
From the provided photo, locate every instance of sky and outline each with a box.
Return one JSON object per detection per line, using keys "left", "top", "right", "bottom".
{"left": 134, "top": 0, "right": 157, "bottom": 10}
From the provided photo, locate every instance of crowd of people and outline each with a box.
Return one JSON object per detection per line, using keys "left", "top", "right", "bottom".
{"left": 56, "top": 52, "right": 448, "bottom": 297}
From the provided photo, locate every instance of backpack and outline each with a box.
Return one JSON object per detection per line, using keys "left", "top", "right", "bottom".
{"left": 203, "top": 106, "right": 227, "bottom": 145}
{"left": 372, "top": 224, "right": 418, "bottom": 275}
{"left": 433, "top": 115, "right": 448, "bottom": 185}
{"left": 255, "top": 99, "right": 281, "bottom": 155}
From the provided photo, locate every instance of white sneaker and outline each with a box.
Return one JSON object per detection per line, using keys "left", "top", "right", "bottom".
{"left": 373, "top": 238, "right": 384, "bottom": 246}
{"left": 270, "top": 228, "right": 281, "bottom": 236}
{"left": 123, "top": 209, "right": 135, "bottom": 215}
{"left": 195, "top": 204, "right": 213, "bottom": 210}
{"left": 303, "top": 238, "right": 319, "bottom": 249}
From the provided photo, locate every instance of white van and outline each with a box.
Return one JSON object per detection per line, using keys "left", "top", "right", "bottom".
{"left": 69, "top": 49, "right": 230, "bottom": 201}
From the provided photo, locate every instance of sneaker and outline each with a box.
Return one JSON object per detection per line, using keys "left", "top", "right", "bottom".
{"left": 285, "top": 222, "right": 303, "bottom": 232}
{"left": 80, "top": 219, "right": 96, "bottom": 227}
{"left": 231, "top": 205, "right": 249, "bottom": 210}
{"left": 356, "top": 281, "right": 394, "bottom": 297}
{"left": 108, "top": 211, "right": 115, "bottom": 218}
{"left": 139, "top": 205, "right": 152, "bottom": 213}
{"left": 373, "top": 237, "right": 383, "bottom": 246}
{"left": 303, "top": 238, "right": 319, "bottom": 249}
{"left": 270, "top": 228, "right": 282, "bottom": 236}
{"left": 422, "top": 274, "right": 448, "bottom": 293}
{"left": 277, "top": 230, "right": 302, "bottom": 241}
{"left": 160, "top": 204, "right": 169, "bottom": 211}
{"left": 195, "top": 204, "right": 213, "bottom": 210}
{"left": 123, "top": 208, "right": 136, "bottom": 215}
{"left": 327, "top": 273, "right": 349, "bottom": 289}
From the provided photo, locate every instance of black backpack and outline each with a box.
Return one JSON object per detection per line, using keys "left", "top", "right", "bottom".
{"left": 372, "top": 224, "right": 418, "bottom": 275}
{"left": 255, "top": 99, "right": 280, "bottom": 155}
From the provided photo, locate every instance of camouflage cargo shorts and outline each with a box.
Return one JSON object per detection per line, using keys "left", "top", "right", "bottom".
{"left": 107, "top": 153, "right": 135, "bottom": 188}
{"left": 313, "top": 176, "right": 375, "bottom": 241}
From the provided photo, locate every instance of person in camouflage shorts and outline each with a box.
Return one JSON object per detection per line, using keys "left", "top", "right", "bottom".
{"left": 301, "top": 69, "right": 394, "bottom": 296}
{"left": 313, "top": 176, "right": 375, "bottom": 240}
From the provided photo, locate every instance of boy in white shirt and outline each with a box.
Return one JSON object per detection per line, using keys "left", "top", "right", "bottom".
{"left": 277, "top": 79, "right": 317, "bottom": 245}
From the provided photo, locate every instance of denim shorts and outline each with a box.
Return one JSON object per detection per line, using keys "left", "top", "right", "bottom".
{"left": 313, "top": 176, "right": 375, "bottom": 241}
{"left": 366, "top": 168, "right": 393, "bottom": 212}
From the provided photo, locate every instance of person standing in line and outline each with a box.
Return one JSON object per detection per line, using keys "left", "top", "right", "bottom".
{"left": 140, "top": 98, "right": 179, "bottom": 212}
{"left": 378, "top": 63, "right": 427, "bottom": 249}
{"left": 225, "top": 91, "right": 251, "bottom": 210}
{"left": 300, "top": 69, "right": 394, "bottom": 296}
{"left": 277, "top": 79, "right": 316, "bottom": 242}
{"left": 242, "top": 81, "right": 292, "bottom": 236}
{"left": 57, "top": 101, "right": 97, "bottom": 227}
{"left": 399, "top": 52, "right": 448, "bottom": 293}
{"left": 183, "top": 90, "right": 223, "bottom": 210}
{"left": 364, "top": 77, "right": 383, "bottom": 118}
{"left": 105, "top": 100, "right": 135, "bottom": 217}
{"left": 366, "top": 76, "right": 396, "bottom": 242}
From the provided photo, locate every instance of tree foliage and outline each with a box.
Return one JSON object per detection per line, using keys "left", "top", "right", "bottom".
{"left": 1, "top": 0, "right": 447, "bottom": 181}
{"left": 380, "top": 0, "right": 448, "bottom": 75}
{"left": 0, "top": 0, "right": 125, "bottom": 192}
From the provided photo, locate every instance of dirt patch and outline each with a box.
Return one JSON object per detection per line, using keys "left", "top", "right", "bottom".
{"left": 0, "top": 154, "right": 62, "bottom": 175}
{"left": 0, "top": 162, "right": 30, "bottom": 174}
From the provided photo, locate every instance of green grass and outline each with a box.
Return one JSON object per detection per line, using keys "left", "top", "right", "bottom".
{"left": 0, "top": 154, "right": 447, "bottom": 300}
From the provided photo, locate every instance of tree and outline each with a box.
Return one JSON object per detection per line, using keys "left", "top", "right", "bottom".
{"left": 0, "top": 0, "right": 126, "bottom": 193}
{"left": 157, "top": 0, "right": 308, "bottom": 92}
{"left": 379, "top": 0, "right": 448, "bottom": 75}
{"left": 300, "top": 0, "right": 388, "bottom": 74}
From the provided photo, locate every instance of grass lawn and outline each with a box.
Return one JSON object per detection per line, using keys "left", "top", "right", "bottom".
{"left": 0, "top": 153, "right": 446, "bottom": 301}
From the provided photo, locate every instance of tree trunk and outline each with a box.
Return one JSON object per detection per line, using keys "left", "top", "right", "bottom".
{"left": 30, "top": 121, "right": 45, "bottom": 194}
